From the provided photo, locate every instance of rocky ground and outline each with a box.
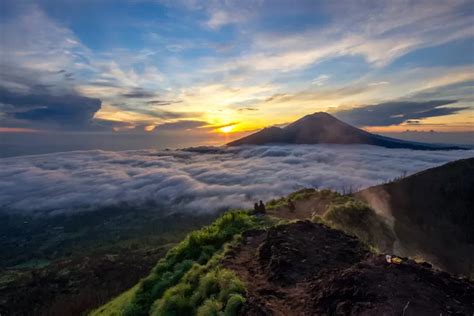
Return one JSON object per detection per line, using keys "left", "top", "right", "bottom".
{"left": 222, "top": 221, "right": 474, "bottom": 316}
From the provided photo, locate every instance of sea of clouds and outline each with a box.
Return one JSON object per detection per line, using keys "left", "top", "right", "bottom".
{"left": 0, "top": 144, "right": 472, "bottom": 216}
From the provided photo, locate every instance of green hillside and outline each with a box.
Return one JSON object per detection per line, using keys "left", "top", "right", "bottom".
{"left": 92, "top": 190, "right": 428, "bottom": 316}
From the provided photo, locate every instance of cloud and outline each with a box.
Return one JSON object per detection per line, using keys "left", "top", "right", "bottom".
{"left": 121, "top": 88, "right": 156, "bottom": 99}
{"left": 368, "top": 81, "right": 390, "bottom": 86}
{"left": 0, "top": 145, "right": 471, "bottom": 216}
{"left": 152, "top": 120, "right": 209, "bottom": 131}
{"left": 0, "top": 87, "right": 106, "bottom": 130}
{"left": 334, "top": 100, "right": 467, "bottom": 127}
{"left": 202, "top": 0, "right": 473, "bottom": 77}
{"left": 312, "top": 75, "right": 330, "bottom": 86}
{"left": 237, "top": 107, "right": 258, "bottom": 112}
{"left": 147, "top": 100, "right": 183, "bottom": 106}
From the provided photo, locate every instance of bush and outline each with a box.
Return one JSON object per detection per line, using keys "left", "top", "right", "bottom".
{"left": 266, "top": 197, "right": 287, "bottom": 210}
{"left": 126, "top": 211, "right": 264, "bottom": 316}
{"left": 224, "top": 294, "right": 246, "bottom": 316}
{"left": 323, "top": 200, "right": 395, "bottom": 252}
{"left": 196, "top": 299, "right": 221, "bottom": 316}
{"left": 287, "top": 188, "right": 316, "bottom": 201}
{"left": 152, "top": 261, "right": 246, "bottom": 316}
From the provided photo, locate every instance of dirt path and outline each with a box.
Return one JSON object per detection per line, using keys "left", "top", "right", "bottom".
{"left": 222, "top": 229, "right": 302, "bottom": 315}
{"left": 222, "top": 221, "right": 370, "bottom": 315}
{"left": 222, "top": 221, "right": 474, "bottom": 316}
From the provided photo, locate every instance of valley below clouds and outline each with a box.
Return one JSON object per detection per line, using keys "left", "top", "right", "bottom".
{"left": 0, "top": 145, "right": 472, "bottom": 216}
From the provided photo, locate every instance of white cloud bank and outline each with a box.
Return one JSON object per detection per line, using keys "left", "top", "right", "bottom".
{"left": 0, "top": 145, "right": 472, "bottom": 216}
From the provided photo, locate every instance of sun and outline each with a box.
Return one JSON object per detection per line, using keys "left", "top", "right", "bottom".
{"left": 219, "top": 125, "right": 235, "bottom": 133}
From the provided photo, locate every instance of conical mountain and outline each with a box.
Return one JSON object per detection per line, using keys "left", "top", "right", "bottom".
{"left": 227, "top": 112, "right": 463, "bottom": 150}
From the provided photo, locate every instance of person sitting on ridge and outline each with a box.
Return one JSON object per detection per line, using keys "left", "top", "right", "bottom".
{"left": 253, "top": 202, "right": 260, "bottom": 214}
{"left": 258, "top": 200, "right": 266, "bottom": 214}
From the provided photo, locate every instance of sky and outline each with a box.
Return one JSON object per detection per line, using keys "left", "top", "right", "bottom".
{"left": 0, "top": 0, "right": 473, "bottom": 152}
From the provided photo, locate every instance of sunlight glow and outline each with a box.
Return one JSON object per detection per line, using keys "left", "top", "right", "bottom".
{"left": 220, "top": 125, "right": 235, "bottom": 133}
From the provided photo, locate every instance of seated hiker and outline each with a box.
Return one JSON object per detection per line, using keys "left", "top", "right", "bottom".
{"left": 287, "top": 198, "right": 296, "bottom": 212}
{"left": 258, "top": 200, "right": 266, "bottom": 214}
{"left": 253, "top": 202, "right": 259, "bottom": 214}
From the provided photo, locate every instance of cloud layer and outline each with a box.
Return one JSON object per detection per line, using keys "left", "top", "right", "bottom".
{"left": 334, "top": 100, "right": 465, "bottom": 127}
{"left": 0, "top": 145, "right": 472, "bottom": 216}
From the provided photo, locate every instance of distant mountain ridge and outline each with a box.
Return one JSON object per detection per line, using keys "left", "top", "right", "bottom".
{"left": 228, "top": 112, "right": 464, "bottom": 150}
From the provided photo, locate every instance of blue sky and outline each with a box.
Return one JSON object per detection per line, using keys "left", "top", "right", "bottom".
{"left": 0, "top": 0, "right": 473, "bottom": 145}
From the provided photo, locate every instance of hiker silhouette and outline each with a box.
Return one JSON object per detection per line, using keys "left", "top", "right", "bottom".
{"left": 259, "top": 200, "right": 266, "bottom": 214}
{"left": 254, "top": 202, "right": 259, "bottom": 213}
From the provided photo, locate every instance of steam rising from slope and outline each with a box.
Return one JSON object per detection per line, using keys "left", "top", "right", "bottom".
{"left": 0, "top": 145, "right": 472, "bottom": 215}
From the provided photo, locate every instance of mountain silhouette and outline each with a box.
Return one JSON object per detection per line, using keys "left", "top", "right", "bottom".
{"left": 228, "top": 112, "right": 464, "bottom": 150}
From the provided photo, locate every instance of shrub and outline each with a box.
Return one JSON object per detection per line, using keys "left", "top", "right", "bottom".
{"left": 287, "top": 188, "right": 316, "bottom": 201}
{"left": 224, "top": 294, "right": 246, "bottom": 316}
{"left": 152, "top": 261, "right": 246, "bottom": 316}
{"left": 126, "top": 211, "right": 264, "bottom": 316}
{"left": 196, "top": 299, "right": 221, "bottom": 316}
{"left": 323, "top": 200, "right": 395, "bottom": 252}
{"left": 266, "top": 197, "right": 287, "bottom": 210}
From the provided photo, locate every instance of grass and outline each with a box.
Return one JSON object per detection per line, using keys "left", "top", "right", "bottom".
{"left": 321, "top": 199, "right": 395, "bottom": 252}
{"left": 266, "top": 188, "right": 319, "bottom": 210}
{"left": 90, "top": 284, "right": 140, "bottom": 316}
{"left": 93, "top": 188, "right": 400, "bottom": 315}
{"left": 151, "top": 246, "right": 246, "bottom": 316}
{"left": 266, "top": 188, "right": 353, "bottom": 211}
{"left": 97, "top": 211, "right": 270, "bottom": 316}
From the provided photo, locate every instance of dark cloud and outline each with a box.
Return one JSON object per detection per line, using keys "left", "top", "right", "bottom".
{"left": 409, "top": 80, "right": 474, "bottom": 102}
{"left": 137, "top": 108, "right": 196, "bottom": 119}
{"left": 334, "top": 100, "right": 465, "bottom": 127}
{"left": 146, "top": 100, "right": 183, "bottom": 106}
{"left": 237, "top": 107, "right": 258, "bottom": 112}
{"left": 121, "top": 88, "right": 155, "bottom": 99}
{"left": 0, "top": 87, "right": 104, "bottom": 130}
{"left": 152, "top": 120, "right": 208, "bottom": 131}
{"left": 116, "top": 102, "right": 202, "bottom": 120}
{"left": 0, "top": 145, "right": 471, "bottom": 215}
{"left": 88, "top": 81, "right": 121, "bottom": 88}
{"left": 64, "top": 73, "right": 74, "bottom": 81}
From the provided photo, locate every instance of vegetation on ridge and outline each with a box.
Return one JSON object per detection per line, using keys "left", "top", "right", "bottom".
{"left": 321, "top": 200, "right": 395, "bottom": 252}
{"left": 92, "top": 211, "right": 272, "bottom": 316}
{"left": 93, "top": 188, "right": 399, "bottom": 316}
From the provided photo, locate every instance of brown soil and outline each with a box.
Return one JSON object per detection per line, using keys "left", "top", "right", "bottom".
{"left": 222, "top": 221, "right": 474, "bottom": 316}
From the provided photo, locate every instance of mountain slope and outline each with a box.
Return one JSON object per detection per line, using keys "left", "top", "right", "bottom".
{"left": 355, "top": 157, "right": 474, "bottom": 276}
{"left": 228, "top": 112, "right": 463, "bottom": 150}
{"left": 223, "top": 221, "right": 474, "bottom": 315}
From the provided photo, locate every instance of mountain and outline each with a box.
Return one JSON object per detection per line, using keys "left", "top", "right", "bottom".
{"left": 355, "top": 157, "right": 474, "bottom": 276}
{"left": 93, "top": 212, "right": 474, "bottom": 316}
{"left": 228, "top": 112, "right": 464, "bottom": 150}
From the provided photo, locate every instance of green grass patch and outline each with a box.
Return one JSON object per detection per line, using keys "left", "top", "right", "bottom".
{"left": 266, "top": 188, "right": 319, "bottom": 210}
{"left": 120, "top": 211, "right": 269, "bottom": 316}
{"left": 151, "top": 249, "right": 246, "bottom": 316}
{"left": 266, "top": 188, "right": 353, "bottom": 211}
{"left": 321, "top": 199, "right": 395, "bottom": 252}
{"left": 90, "top": 284, "right": 140, "bottom": 316}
